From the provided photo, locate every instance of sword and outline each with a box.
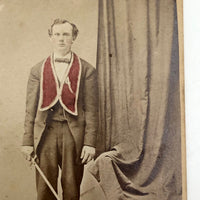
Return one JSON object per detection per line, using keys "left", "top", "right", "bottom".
{"left": 31, "top": 156, "right": 61, "bottom": 200}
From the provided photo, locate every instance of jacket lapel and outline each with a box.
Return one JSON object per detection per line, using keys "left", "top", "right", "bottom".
{"left": 39, "top": 53, "right": 81, "bottom": 116}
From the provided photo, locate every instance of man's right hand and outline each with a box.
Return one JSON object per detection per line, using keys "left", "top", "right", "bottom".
{"left": 21, "top": 146, "right": 34, "bottom": 161}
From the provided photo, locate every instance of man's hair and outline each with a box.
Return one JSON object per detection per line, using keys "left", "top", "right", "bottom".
{"left": 48, "top": 18, "right": 79, "bottom": 40}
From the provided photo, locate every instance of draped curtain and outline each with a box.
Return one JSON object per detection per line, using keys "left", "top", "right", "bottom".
{"left": 83, "top": 0, "right": 181, "bottom": 199}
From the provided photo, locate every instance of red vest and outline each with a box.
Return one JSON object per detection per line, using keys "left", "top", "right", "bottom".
{"left": 38, "top": 53, "right": 81, "bottom": 116}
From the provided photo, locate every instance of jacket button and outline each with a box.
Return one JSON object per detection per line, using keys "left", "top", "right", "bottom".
{"left": 50, "top": 108, "right": 54, "bottom": 111}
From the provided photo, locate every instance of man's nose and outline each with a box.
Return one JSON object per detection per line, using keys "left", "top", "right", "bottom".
{"left": 58, "top": 35, "right": 64, "bottom": 41}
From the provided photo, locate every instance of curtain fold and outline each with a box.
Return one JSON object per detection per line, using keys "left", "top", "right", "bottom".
{"left": 87, "top": 0, "right": 181, "bottom": 199}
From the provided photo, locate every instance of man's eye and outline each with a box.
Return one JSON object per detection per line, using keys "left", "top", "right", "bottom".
{"left": 54, "top": 33, "right": 60, "bottom": 36}
{"left": 63, "top": 33, "right": 70, "bottom": 36}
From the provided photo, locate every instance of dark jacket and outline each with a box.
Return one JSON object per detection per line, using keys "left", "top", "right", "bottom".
{"left": 22, "top": 56, "right": 98, "bottom": 160}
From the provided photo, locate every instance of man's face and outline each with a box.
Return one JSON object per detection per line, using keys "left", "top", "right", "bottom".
{"left": 50, "top": 23, "right": 74, "bottom": 55}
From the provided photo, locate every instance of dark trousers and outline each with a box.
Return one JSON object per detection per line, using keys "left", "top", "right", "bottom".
{"left": 36, "top": 121, "right": 84, "bottom": 200}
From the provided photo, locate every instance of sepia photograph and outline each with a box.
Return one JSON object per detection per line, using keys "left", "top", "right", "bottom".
{"left": 0, "top": 0, "right": 185, "bottom": 200}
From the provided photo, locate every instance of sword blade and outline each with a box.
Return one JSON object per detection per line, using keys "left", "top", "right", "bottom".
{"left": 32, "top": 158, "right": 61, "bottom": 200}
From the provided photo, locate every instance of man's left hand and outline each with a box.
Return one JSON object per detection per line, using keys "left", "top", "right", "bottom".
{"left": 80, "top": 146, "right": 96, "bottom": 164}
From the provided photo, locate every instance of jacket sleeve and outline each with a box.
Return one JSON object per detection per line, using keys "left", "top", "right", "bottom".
{"left": 83, "top": 66, "right": 98, "bottom": 147}
{"left": 22, "top": 66, "right": 40, "bottom": 146}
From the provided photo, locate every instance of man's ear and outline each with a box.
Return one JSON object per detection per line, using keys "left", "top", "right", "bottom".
{"left": 72, "top": 34, "right": 77, "bottom": 41}
{"left": 49, "top": 36, "right": 53, "bottom": 42}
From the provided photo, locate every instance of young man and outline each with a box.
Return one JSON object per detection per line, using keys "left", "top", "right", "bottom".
{"left": 21, "top": 19, "right": 98, "bottom": 200}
